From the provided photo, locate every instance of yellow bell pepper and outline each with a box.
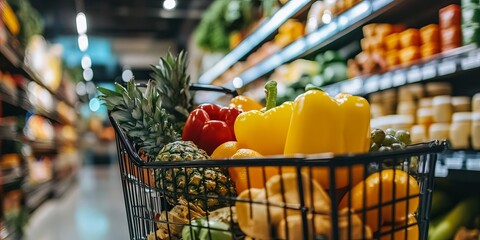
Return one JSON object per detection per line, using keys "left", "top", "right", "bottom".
{"left": 284, "top": 86, "right": 370, "bottom": 189}
{"left": 234, "top": 81, "right": 293, "bottom": 156}
{"left": 229, "top": 95, "right": 263, "bottom": 112}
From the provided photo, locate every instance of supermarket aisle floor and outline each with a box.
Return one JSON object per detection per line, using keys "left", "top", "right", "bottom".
{"left": 25, "top": 165, "right": 129, "bottom": 240}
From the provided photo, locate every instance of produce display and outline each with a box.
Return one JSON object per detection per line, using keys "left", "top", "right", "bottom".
{"left": 100, "top": 51, "right": 441, "bottom": 240}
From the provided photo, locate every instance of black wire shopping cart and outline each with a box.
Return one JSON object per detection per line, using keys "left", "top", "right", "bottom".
{"left": 109, "top": 84, "right": 447, "bottom": 240}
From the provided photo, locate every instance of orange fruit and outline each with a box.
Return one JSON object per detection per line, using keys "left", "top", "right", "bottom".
{"left": 230, "top": 149, "right": 294, "bottom": 193}
{"left": 211, "top": 141, "right": 244, "bottom": 159}
{"left": 379, "top": 216, "right": 418, "bottom": 240}
{"left": 339, "top": 169, "right": 420, "bottom": 233}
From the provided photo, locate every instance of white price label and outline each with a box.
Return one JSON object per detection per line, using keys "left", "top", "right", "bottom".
{"left": 461, "top": 56, "right": 480, "bottom": 70}
{"left": 466, "top": 158, "right": 480, "bottom": 171}
{"left": 422, "top": 64, "right": 436, "bottom": 79}
{"left": 379, "top": 73, "right": 393, "bottom": 90}
{"left": 407, "top": 67, "right": 422, "bottom": 83}
{"left": 438, "top": 60, "right": 457, "bottom": 76}
{"left": 445, "top": 157, "right": 463, "bottom": 170}
{"left": 435, "top": 164, "right": 448, "bottom": 177}
{"left": 392, "top": 71, "right": 406, "bottom": 86}
{"left": 364, "top": 76, "right": 379, "bottom": 93}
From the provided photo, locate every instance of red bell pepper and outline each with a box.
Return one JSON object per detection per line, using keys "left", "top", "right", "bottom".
{"left": 182, "top": 104, "right": 241, "bottom": 155}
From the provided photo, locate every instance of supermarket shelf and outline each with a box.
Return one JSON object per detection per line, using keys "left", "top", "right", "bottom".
{"left": 0, "top": 169, "right": 24, "bottom": 192}
{"left": 24, "top": 180, "right": 53, "bottom": 212}
{"left": 322, "top": 45, "right": 480, "bottom": 96}
{"left": 229, "top": 0, "right": 400, "bottom": 88}
{"left": 0, "top": 85, "right": 18, "bottom": 107}
{"left": 0, "top": 125, "right": 19, "bottom": 142}
{"left": 198, "top": 0, "right": 312, "bottom": 84}
{"left": 435, "top": 151, "right": 480, "bottom": 183}
{"left": 27, "top": 140, "right": 58, "bottom": 155}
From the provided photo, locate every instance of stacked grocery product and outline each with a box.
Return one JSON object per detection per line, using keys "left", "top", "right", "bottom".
{"left": 370, "top": 82, "right": 480, "bottom": 150}
{"left": 462, "top": 0, "right": 480, "bottom": 45}
{"left": 348, "top": 4, "right": 465, "bottom": 78}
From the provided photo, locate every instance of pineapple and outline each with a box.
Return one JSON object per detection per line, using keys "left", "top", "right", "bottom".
{"left": 98, "top": 78, "right": 180, "bottom": 159}
{"left": 154, "top": 141, "right": 236, "bottom": 211}
{"left": 150, "top": 51, "right": 193, "bottom": 131}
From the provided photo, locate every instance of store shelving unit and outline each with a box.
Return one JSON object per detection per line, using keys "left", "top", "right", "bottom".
{"left": 198, "top": 0, "right": 480, "bottom": 183}
{"left": 1, "top": 23, "right": 79, "bottom": 226}
{"left": 198, "top": 0, "right": 313, "bottom": 84}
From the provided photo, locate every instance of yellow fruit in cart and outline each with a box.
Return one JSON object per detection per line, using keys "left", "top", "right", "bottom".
{"left": 379, "top": 215, "right": 419, "bottom": 240}
{"left": 211, "top": 141, "right": 244, "bottom": 159}
{"left": 229, "top": 149, "right": 294, "bottom": 193}
{"left": 339, "top": 169, "right": 420, "bottom": 233}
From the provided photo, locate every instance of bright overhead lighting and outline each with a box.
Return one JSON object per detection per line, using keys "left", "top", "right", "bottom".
{"left": 81, "top": 55, "right": 92, "bottom": 69}
{"left": 163, "top": 0, "right": 177, "bottom": 10}
{"left": 122, "top": 69, "right": 133, "bottom": 82}
{"left": 232, "top": 77, "right": 244, "bottom": 89}
{"left": 83, "top": 68, "right": 94, "bottom": 81}
{"left": 78, "top": 34, "right": 89, "bottom": 52}
{"left": 76, "top": 12, "right": 87, "bottom": 34}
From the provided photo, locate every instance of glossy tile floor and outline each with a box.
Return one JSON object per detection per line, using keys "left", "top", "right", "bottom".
{"left": 25, "top": 165, "right": 129, "bottom": 240}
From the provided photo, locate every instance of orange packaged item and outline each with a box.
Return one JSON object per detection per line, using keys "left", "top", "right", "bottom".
{"left": 421, "top": 42, "right": 441, "bottom": 58}
{"left": 385, "top": 50, "right": 400, "bottom": 68}
{"left": 385, "top": 33, "right": 400, "bottom": 50}
{"left": 399, "top": 46, "right": 421, "bottom": 66}
{"left": 420, "top": 24, "right": 440, "bottom": 44}
{"left": 360, "top": 38, "right": 372, "bottom": 51}
{"left": 375, "top": 24, "right": 395, "bottom": 37}
{"left": 441, "top": 26, "right": 462, "bottom": 50}
{"left": 370, "top": 35, "right": 384, "bottom": 50}
{"left": 363, "top": 24, "right": 377, "bottom": 37}
{"left": 399, "top": 29, "right": 421, "bottom": 48}
{"left": 439, "top": 4, "right": 461, "bottom": 29}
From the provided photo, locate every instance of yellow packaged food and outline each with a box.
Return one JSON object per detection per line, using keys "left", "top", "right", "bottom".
{"left": 420, "top": 24, "right": 440, "bottom": 44}
{"left": 399, "top": 29, "right": 421, "bottom": 48}
{"left": 421, "top": 42, "right": 441, "bottom": 58}
{"left": 363, "top": 24, "right": 377, "bottom": 37}
{"left": 385, "top": 33, "right": 400, "bottom": 50}
{"left": 385, "top": 50, "right": 400, "bottom": 68}
{"left": 399, "top": 46, "right": 421, "bottom": 65}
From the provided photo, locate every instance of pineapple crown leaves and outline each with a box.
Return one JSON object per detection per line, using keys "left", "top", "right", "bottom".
{"left": 98, "top": 78, "right": 181, "bottom": 158}
{"left": 150, "top": 51, "right": 193, "bottom": 124}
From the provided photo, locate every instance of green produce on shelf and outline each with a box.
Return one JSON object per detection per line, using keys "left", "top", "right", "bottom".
{"left": 429, "top": 197, "right": 480, "bottom": 240}
{"left": 182, "top": 218, "right": 232, "bottom": 240}
{"left": 195, "top": 0, "right": 254, "bottom": 52}
{"left": 7, "top": 0, "right": 44, "bottom": 46}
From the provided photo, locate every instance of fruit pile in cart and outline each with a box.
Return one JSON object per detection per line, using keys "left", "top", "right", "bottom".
{"left": 99, "top": 52, "right": 446, "bottom": 240}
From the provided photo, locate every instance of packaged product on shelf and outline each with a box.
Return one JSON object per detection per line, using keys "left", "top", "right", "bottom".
{"left": 462, "top": 23, "right": 480, "bottom": 45}
{"left": 462, "top": 6, "right": 480, "bottom": 25}
{"left": 440, "top": 5, "right": 462, "bottom": 29}
{"left": 411, "top": 124, "right": 428, "bottom": 144}
{"left": 417, "top": 108, "right": 434, "bottom": 126}
{"left": 420, "top": 24, "right": 440, "bottom": 44}
{"left": 426, "top": 82, "right": 452, "bottom": 96}
{"left": 399, "top": 29, "right": 421, "bottom": 48}
{"left": 391, "top": 114, "right": 415, "bottom": 130}
{"left": 399, "top": 46, "right": 421, "bottom": 65}
{"left": 419, "top": 97, "right": 433, "bottom": 108}
{"left": 449, "top": 112, "right": 472, "bottom": 149}
{"left": 429, "top": 123, "right": 451, "bottom": 141}
{"left": 473, "top": 92, "right": 480, "bottom": 112}
{"left": 305, "top": 1, "right": 325, "bottom": 34}
{"left": 397, "top": 101, "right": 416, "bottom": 117}
{"left": 421, "top": 42, "right": 441, "bottom": 58}
{"left": 441, "top": 26, "right": 463, "bottom": 50}
{"left": 462, "top": 0, "right": 480, "bottom": 7}
{"left": 452, "top": 96, "right": 471, "bottom": 112}
{"left": 370, "top": 103, "right": 384, "bottom": 118}
{"left": 472, "top": 112, "right": 480, "bottom": 149}
{"left": 432, "top": 95, "right": 453, "bottom": 123}
{"left": 385, "top": 33, "right": 400, "bottom": 50}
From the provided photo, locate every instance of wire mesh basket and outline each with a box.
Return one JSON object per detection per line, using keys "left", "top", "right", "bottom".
{"left": 109, "top": 84, "right": 447, "bottom": 240}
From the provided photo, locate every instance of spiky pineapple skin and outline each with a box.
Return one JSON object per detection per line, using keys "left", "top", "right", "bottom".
{"left": 154, "top": 141, "right": 236, "bottom": 211}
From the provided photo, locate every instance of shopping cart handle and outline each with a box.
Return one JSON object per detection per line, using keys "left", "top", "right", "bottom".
{"left": 189, "top": 83, "right": 238, "bottom": 97}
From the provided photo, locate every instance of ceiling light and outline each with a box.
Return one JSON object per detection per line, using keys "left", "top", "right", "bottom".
{"left": 76, "top": 12, "right": 87, "bottom": 34}
{"left": 81, "top": 55, "right": 92, "bottom": 69}
{"left": 83, "top": 68, "right": 94, "bottom": 81}
{"left": 163, "top": 0, "right": 177, "bottom": 10}
{"left": 232, "top": 77, "right": 244, "bottom": 89}
{"left": 78, "top": 34, "right": 89, "bottom": 52}
{"left": 122, "top": 69, "right": 133, "bottom": 82}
